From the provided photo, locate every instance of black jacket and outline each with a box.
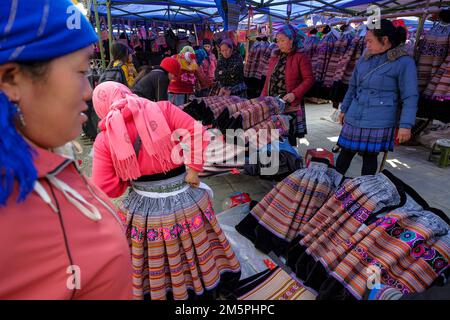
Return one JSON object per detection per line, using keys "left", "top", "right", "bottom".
{"left": 132, "top": 67, "right": 169, "bottom": 102}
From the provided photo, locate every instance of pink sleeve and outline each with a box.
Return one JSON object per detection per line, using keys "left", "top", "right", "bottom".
{"left": 92, "top": 133, "right": 130, "bottom": 198}
{"left": 159, "top": 101, "right": 210, "bottom": 172}
{"left": 209, "top": 54, "right": 217, "bottom": 81}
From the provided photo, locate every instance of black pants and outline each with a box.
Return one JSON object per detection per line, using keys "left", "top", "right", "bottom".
{"left": 336, "top": 149, "right": 379, "bottom": 176}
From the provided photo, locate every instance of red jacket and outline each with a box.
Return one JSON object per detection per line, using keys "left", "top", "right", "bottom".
{"left": 262, "top": 49, "right": 314, "bottom": 113}
{"left": 0, "top": 144, "right": 133, "bottom": 299}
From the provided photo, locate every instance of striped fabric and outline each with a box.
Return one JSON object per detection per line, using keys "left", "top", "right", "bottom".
{"left": 416, "top": 23, "right": 450, "bottom": 93}
{"left": 298, "top": 173, "right": 402, "bottom": 258}
{"left": 342, "top": 37, "right": 366, "bottom": 85}
{"left": 323, "top": 32, "right": 355, "bottom": 88}
{"left": 250, "top": 162, "right": 342, "bottom": 242}
{"left": 332, "top": 35, "right": 362, "bottom": 84}
{"left": 337, "top": 123, "right": 395, "bottom": 154}
{"left": 244, "top": 41, "right": 272, "bottom": 80}
{"left": 320, "top": 209, "right": 450, "bottom": 299}
{"left": 312, "top": 32, "right": 339, "bottom": 82}
{"left": 120, "top": 174, "right": 241, "bottom": 300}
{"left": 238, "top": 267, "right": 317, "bottom": 300}
{"left": 230, "top": 97, "right": 285, "bottom": 130}
{"left": 424, "top": 53, "right": 450, "bottom": 101}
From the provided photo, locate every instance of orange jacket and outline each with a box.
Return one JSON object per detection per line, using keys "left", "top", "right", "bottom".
{"left": 0, "top": 143, "right": 133, "bottom": 299}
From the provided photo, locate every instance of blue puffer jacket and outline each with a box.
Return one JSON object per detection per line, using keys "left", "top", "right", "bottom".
{"left": 341, "top": 45, "right": 418, "bottom": 129}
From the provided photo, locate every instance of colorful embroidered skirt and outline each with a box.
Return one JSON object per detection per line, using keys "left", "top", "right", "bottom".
{"left": 337, "top": 123, "right": 395, "bottom": 154}
{"left": 287, "top": 171, "right": 450, "bottom": 299}
{"left": 235, "top": 267, "right": 316, "bottom": 300}
{"left": 236, "top": 160, "right": 342, "bottom": 255}
{"left": 120, "top": 173, "right": 241, "bottom": 300}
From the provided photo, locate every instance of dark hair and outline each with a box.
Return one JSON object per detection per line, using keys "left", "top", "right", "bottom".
{"left": 19, "top": 60, "right": 51, "bottom": 82}
{"left": 440, "top": 9, "right": 450, "bottom": 23}
{"left": 309, "top": 28, "right": 318, "bottom": 35}
{"left": 371, "top": 19, "right": 407, "bottom": 48}
{"left": 109, "top": 42, "right": 129, "bottom": 67}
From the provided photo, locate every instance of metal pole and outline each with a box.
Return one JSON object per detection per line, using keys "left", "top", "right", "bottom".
{"left": 269, "top": 14, "right": 273, "bottom": 41}
{"left": 193, "top": 23, "right": 199, "bottom": 46}
{"left": 106, "top": 0, "right": 113, "bottom": 62}
{"left": 93, "top": 0, "right": 106, "bottom": 69}
{"left": 245, "top": 6, "right": 252, "bottom": 64}
{"left": 414, "top": 1, "right": 431, "bottom": 55}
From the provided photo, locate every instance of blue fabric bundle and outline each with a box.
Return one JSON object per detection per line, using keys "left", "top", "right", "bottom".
{"left": 0, "top": 0, "right": 98, "bottom": 205}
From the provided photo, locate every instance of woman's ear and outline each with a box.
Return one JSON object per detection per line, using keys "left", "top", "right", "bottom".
{"left": 0, "top": 63, "right": 22, "bottom": 102}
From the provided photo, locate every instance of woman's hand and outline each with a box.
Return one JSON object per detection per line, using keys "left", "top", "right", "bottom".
{"left": 185, "top": 167, "right": 200, "bottom": 188}
{"left": 339, "top": 112, "right": 345, "bottom": 125}
{"left": 282, "top": 93, "right": 296, "bottom": 103}
{"left": 397, "top": 128, "right": 412, "bottom": 144}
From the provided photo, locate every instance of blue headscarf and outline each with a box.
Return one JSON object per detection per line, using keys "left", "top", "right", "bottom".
{"left": 0, "top": 0, "right": 98, "bottom": 63}
{"left": 195, "top": 48, "right": 208, "bottom": 66}
{"left": 277, "top": 24, "right": 307, "bottom": 49}
{"left": 0, "top": 0, "right": 98, "bottom": 205}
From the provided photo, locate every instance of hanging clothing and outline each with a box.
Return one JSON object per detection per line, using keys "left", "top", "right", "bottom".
{"left": 416, "top": 23, "right": 450, "bottom": 93}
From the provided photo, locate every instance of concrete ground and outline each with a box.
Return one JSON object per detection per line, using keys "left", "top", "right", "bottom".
{"left": 78, "top": 102, "right": 450, "bottom": 217}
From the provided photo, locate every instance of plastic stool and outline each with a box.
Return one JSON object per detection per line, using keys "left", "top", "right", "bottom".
{"left": 428, "top": 139, "right": 450, "bottom": 168}
{"left": 305, "top": 148, "right": 334, "bottom": 167}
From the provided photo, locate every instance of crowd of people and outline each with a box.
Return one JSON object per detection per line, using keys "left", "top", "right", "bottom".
{"left": 0, "top": 0, "right": 424, "bottom": 300}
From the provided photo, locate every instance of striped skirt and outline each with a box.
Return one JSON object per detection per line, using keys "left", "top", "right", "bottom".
{"left": 337, "top": 123, "right": 395, "bottom": 154}
{"left": 286, "top": 172, "right": 403, "bottom": 291}
{"left": 236, "top": 161, "right": 342, "bottom": 256}
{"left": 234, "top": 267, "right": 316, "bottom": 300}
{"left": 120, "top": 173, "right": 241, "bottom": 300}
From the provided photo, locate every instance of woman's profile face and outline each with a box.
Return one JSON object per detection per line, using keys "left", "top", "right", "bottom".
{"left": 366, "top": 31, "right": 391, "bottom": 55}
{"left": 11, "top": 46, "right": 93, "bottom": 148}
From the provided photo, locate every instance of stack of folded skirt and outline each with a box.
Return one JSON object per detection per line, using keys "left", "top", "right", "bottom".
{"left": 235, "top": 164, "right": 450, "bottom": 300}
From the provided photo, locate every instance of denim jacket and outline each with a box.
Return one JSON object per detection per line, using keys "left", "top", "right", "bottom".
{"left": 341, "top": 45, "right": 418, "bottom": 129}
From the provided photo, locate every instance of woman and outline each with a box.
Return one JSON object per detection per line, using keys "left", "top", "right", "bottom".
{"left": 336, "top": 19, "right": 418, "bottom": 176}
{"left": 91, "top": 82, "right": 241, "bottom": 300}
{"left": 215, "top": 39, "right": 247, "bottom": 98}
{"left": 0, "top": 0, "right": 132, "bottom": 299}
{"left": 110, "top": 42, "right": 135, "bottom": 87}
{"left": 132, "top": 57, "right": 181, "bottom": 102}
{"left": 202, "top": 39, "right": 217, "bottom": 84}
{"left": 168, "top": 46, "right": 198, "bottom": 106}
{"left": 262, "top": 25, "right": 315, "bottom": 146}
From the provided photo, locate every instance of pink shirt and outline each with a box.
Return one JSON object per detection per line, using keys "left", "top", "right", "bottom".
{"left": 92, "top": 101, "right": 209, "bottom": 198}
{"left": 0, "top": 145, "right": 133, "bottom": 299}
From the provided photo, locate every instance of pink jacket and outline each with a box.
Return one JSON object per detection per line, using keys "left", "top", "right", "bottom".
{"left": 0, "top": 145, "right": 133, "bottom": 300}
{"left": 202, "top": 53, "right": 217, "bottom": 83}
{"left": 92, "top": 101, "right": 209, "bottom": 198}
{"left": 262, "top": 49, "right": 315, "bottom": 113}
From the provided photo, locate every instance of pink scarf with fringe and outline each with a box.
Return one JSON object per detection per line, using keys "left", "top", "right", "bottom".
{"left": 93, "top": 81, "right": 175, "bottom": 181}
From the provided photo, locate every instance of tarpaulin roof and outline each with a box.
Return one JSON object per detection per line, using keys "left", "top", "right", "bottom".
{"left": 91, "top": 0, "right": 447, "bottom": 24}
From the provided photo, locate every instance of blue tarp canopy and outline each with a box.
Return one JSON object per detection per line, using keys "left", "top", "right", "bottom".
{"left": 91, "top": 0, "right": 446, "bottom": 25}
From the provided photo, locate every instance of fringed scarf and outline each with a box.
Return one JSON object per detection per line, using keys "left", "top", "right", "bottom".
{"left": 93, "top": 82, "right": 175, "bottom": 181}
